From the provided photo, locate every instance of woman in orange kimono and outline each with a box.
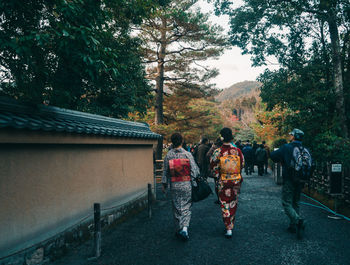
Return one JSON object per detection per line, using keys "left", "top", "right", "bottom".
{"left": 210, "top": 128, "right": 244, "bottom": 238}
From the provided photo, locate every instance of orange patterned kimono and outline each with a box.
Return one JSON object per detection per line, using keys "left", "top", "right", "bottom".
{"left": 210, "top": 143, "right": 244, "bottom": 230}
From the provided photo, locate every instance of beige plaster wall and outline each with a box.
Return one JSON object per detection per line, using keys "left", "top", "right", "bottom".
{"left": 0, "top": 139, "right": 155, "bottom": 256}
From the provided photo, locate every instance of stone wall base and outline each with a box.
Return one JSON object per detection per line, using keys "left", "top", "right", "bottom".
{"left": 1, "top": 196, "right": 148, "bottom": 265}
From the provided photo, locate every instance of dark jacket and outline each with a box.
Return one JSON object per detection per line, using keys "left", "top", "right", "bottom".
{"left": 196, "top": 143, "right": 210, "bottom": 167}
{"left": 270, "top": 141, "right": 302, "bottom": 180}
{"left": 255, "top": 147, "right": 267, "bottom": 162}
{"left": 242, "top": 145, "right": 253, "bottom": 161}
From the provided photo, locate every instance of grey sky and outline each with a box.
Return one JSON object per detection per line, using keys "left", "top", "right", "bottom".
{"left": 196, "top": 0, "right": 280, "bottom": 90}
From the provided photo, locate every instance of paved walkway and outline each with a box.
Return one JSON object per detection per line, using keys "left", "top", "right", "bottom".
{"left": 53, "top": 171, "right": 350, "bottom": 265}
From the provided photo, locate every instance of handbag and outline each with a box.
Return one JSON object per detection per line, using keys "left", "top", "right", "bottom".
{"left": 192, "top": 178, "right": 213, "bottom": 202}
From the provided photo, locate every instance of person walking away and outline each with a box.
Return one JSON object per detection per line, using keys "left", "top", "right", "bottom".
{"left": 196, "top": 138, "right": 210, "bottom": 179}
{"left": 162, "top": 133, "right": 200, "bottom": 241}
{"left": 182, "top": 141, "right": 189, "bottom": 152}
{"left": 235, "top": 140, "right": 243, "bottom": 151}
{"left": 206, "top": 137, "right": 223, "bottom": 204}
{"left": 242, "top": 142, "right": 253, "bottom": 175}
{"left": 251, "top": 141, "right": 258, "bottom": 173}
{"left": 192, "top": 143, "right": 199, "bottom": 164}
{"left": 270, "top": 128, "right": 312, "bottom": 239}
{"left": 210, "top": 128, "right": 244, "bottom": 238}
{"left": 255, "top": 144, "right": 267, "bottom": 176}
{"left": 262, "top": 140, "right": 270, "bottom": 174}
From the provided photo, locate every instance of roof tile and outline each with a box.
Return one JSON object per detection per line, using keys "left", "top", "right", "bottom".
{"left": 0, "top": 97, "right": 161, "bottom": 140}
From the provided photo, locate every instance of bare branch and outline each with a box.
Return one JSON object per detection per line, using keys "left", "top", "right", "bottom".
{"left": 143, "top": 59, "right": 158, "bottom": 64}
{"left": 163, "top": 77, "right": 188, "bottom": 81}
{"left": 166, "top": 46, "right": 206, "bottom": 55}
{"left": 193, "top": 61, "right": 210, "bottom": 71}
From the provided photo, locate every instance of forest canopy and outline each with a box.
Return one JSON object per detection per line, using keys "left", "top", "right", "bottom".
{"left": 212, "top": 0, "right": 350, "bottom": 162}
{"left": 0, "top": 0, "right": 168, "bottom": 118}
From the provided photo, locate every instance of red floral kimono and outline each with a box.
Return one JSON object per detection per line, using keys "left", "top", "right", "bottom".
{"left": 210, "top": 143, "right": 244, "bottom": 230}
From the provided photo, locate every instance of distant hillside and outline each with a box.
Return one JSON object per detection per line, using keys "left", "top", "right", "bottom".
{"left": 216, "top": 81, "right": 262, "bottom": 102}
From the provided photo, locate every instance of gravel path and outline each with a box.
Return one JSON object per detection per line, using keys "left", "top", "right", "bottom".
{"left": 52, "top": 171, "right": 350, "bottom": 265}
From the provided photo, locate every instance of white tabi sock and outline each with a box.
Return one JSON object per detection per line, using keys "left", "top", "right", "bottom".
{"left": 182, "top": 226, "right": 188, "bottom": 233}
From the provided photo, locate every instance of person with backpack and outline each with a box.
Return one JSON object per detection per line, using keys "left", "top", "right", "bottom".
{"left": 210, "top": 128, "right": 244, "bottom": 238}
{"left": 162, "top": 133, "right": 200, "bottom": 241}
{"left": 270, "top": 128, "right": 312, "bottom": 239}
{"left": 255, "top": 144, "right": 267, "bottom": 176}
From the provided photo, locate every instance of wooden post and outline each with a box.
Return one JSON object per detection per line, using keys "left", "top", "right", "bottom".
{"left": 94, "top": 203, "right": 101, "bottom": 258}
{"left": 148, "top": 183, "right": 152, "bottom": 219}
{"left": 153, "top": 158, "right": 157, "bottom": 201}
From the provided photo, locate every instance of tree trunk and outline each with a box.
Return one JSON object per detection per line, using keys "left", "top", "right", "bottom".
{"left": 155, "top": 17, "right": 167, "bottom": 125}
{"left": 327, "top": 10, "right": 348, "bottom": 138}
{"left": 320, "top": 20, "right": 331, "bottom": 90}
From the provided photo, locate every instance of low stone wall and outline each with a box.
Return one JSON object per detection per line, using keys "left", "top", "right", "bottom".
{"left": 1, "top": 194, "right": 149, "bottom": 265}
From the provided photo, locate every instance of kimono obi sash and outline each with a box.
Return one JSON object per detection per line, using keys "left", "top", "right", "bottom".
{"left": 169, "top": 158, "right": 191, "bottom": 182}
{"left": 219, "top": 154, "right": 241, "bottom": 182}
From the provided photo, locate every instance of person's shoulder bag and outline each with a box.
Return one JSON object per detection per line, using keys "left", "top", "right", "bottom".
{"left": 192, "top": 178, "right": 212, "bottom": 202}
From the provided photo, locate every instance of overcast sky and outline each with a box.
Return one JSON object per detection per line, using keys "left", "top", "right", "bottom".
{"left": 196, "top": 0, "right": 280, "bottom": 90}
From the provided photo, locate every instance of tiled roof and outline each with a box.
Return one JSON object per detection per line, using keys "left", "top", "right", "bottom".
{"left": 0, "top": 97, "right": 161, "bottom": 139}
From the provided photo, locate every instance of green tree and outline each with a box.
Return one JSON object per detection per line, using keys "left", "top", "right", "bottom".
{"left": 213, "top": 0, "right": 350, "bottom": 138}
{"left": 234, "top": 127, "right": 255, "bottom": 142}
{"left": 138, "top": 0, "right": 228, "bottom": 125}
{"left": 0, "top": 0, "right": 163, "bottom": 118}
{"left": 162, "top": 89, "right": 223, "bottom": 143}
{"left": 129, "top": 84, "right": 223, "bottom": 144}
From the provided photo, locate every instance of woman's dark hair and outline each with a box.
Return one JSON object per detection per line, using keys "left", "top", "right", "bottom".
{"left": 220, "top": 127, "right": 233, "bottom": 142}
{"left": 171, "top": 133, "right": 183, "bottom": 147}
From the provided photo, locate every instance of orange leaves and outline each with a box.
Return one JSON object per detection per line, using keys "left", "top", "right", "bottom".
{"left": 253, "top": 103, "right": 295, "bottom": 144}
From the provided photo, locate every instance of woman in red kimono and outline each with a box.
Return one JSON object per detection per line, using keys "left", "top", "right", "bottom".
{"left": 210, "top": 127, "right": 244, "bottom": 238}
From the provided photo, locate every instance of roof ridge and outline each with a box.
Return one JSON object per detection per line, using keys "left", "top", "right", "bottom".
{"left": 0, "top": 97, "right": 148, "bottom": 128}
{"left": 0, "top": 97, "right": 161, "bottom": 139}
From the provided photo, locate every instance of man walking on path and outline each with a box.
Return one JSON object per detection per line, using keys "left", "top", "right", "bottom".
{"left": 255, "top": 144, "right": 267, "bottom": 176}
{"left": 162, "top": 133, "right": 200, "bottom": 241}
{"left": 270, "top": 128, "right": 311, "bottom": 239}
{"left": 196, "top": 138, "right": 210, "bottom": 179}
{"left": 242, "top": 141, "right": 253, "bottom": 175}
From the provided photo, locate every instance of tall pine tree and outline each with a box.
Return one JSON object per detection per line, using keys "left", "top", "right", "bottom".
{"left": 137, "top": 0, "right": 228, "bottom": 125}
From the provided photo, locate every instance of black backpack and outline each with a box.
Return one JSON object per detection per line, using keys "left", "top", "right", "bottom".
{"left": 290, "top": 146, "right": 312, "bottom": 183}
{"left": 256, "top": 148, "right": 267, "bottom": 162}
